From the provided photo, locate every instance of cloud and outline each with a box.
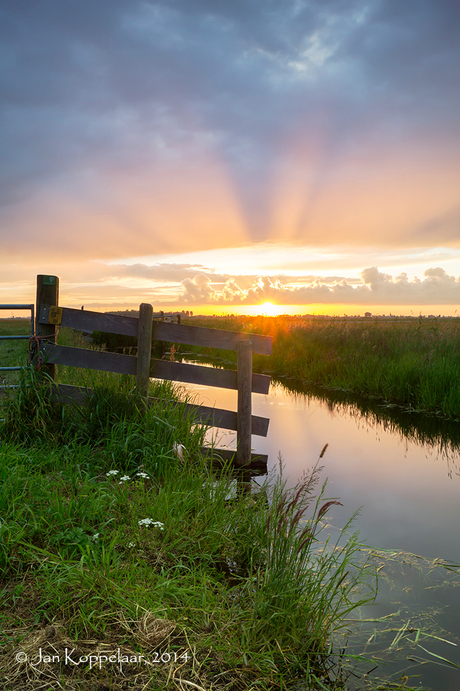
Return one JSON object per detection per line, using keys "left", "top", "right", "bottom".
{"left": 180, "top": 273, "right": 214, "bottom": 301}
{"left": 5, "top": 254, "right": 460, "bottom": 310}
{"left": 179, "top": 266, "right": 460, "bottom": 306}
{"left": 1, "top": 0, "right": 460, "bottom": 262}
{"left": 361, "top": 266, "right": 393, "bottom": 287}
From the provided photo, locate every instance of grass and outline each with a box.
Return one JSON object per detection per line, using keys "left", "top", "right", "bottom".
{"left": 180, "top": 315, "right": 460, "bottom": 419}
{"left": 0, "top": 357, "right": 382, "bottom": 690}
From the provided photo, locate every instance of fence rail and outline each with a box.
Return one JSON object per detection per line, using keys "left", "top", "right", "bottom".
{"left": 0, "top": 304, "right": 34, "bottom": 385}
{"left": 50, "top": 383, "right": 270, "bottom": 437}
{"left": 41, "top": 342, "right": 270, "bottom": 394}
{"left": 38, "top": 305, "right": 271, "bottom": 354}
{"left": 34, "top": 275, "right": 272, "bottom": 480}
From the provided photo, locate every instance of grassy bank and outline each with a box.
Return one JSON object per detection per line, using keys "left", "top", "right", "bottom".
{"left": 181, "top": 316, "right": 460, "bottom": 419}
{"left": 1, "top": 320, "right": 458, "bottom": 689}
{"left": 0, "top": 364, "right": 378, "bottom": 690}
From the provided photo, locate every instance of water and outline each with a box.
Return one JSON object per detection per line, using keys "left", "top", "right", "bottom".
{"left": 181, "top": 371, "right": 460, "bottom": 690}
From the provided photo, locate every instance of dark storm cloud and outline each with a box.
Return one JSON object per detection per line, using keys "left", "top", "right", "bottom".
{"left": 1, "top": 0, "right": 460, "bottom": 249}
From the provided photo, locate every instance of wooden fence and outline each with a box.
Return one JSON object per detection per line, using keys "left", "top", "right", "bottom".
{"left": 34, "top": 275, "right": 272, "bottom": 479}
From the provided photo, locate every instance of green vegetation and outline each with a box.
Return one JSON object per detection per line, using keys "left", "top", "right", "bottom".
{"left": 2, "top": 318, "right": 458, "bottom": 689}
{"left": 0, "top": 361, "right": 378, "bottom": 690}
{"left": 181, "top": 315, "right": 460, "bottom": 419}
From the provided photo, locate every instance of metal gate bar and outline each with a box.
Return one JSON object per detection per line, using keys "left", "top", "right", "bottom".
{"left": 0, "top": 304, "right": 34, "bottom": 384}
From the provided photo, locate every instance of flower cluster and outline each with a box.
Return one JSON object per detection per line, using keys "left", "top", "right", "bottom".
{"left": 106, "top": 469, "right": 151, "bottom": 483}
{"left": 138, "top": 518, "right": 164, "bottom": 530}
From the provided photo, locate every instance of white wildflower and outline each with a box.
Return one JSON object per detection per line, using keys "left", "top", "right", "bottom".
{"left": 118, "top": 475, "right": 131, "bottom": 484}
{"left": 138, "top": 518, "right": 164, "bottom": 530}
{"left": 92, "top": 533, "right": 100, "bottom": 541}
{"left": 138, "top": 518, "right": 154, "bottom": 526}
{"left": 106, "top": 470, "right": 119, "bottom": 476}
{"left": 127, "top": 542, "right": 136, "bottom": 548}
{"left": 136, "top": 472, "right": 150, "bottom": 479}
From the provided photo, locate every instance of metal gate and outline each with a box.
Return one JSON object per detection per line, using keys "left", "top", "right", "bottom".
{"left": 0, "top": 303, "right": 34, "bottom": 389}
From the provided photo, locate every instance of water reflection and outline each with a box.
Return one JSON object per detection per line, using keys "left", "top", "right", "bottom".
{"left": 178, "top": 366, "right": 460, "bottom": 689}
{"left": 272, "top": 375, "right": 460, "bottom": 479}
{"left": 254, "top": 380, "right": 460, "bottom": 690}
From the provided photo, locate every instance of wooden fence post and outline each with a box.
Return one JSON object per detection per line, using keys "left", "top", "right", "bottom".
{"left": 136, "top": 303, "right": 153, "bottom": 400}
{"left": 36, "top": 275, "right": 59, "bottom": 381}
{"left": 237, "top": 339, "right": 252, "bottom": 494}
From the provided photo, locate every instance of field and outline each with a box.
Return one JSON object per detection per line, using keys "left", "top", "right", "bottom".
{"left": 181, "top": 315, "right": 460, "bottom": 419}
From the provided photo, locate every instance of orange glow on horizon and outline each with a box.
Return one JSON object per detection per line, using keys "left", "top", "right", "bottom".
{"left": 251, "top": 301, "right": 285, "bottom": 316}
{"left": 183, "top": 303, "right": 353, "bottom": 317}
{"left": 176, "top": 303, "right": 460, "bottom": 318}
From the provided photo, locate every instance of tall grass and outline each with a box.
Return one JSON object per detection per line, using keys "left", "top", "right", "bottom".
{"left": 249, "top": 465, "right": 372, "bottom": 653}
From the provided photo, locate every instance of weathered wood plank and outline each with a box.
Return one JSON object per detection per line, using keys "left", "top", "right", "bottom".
{"left": 42, "top": 345, "right": 271, "bottom": 394}
{"left": 149, "top": 358, "right": 270, "bottom": 395}
{"left": 47, "top": 383, "right": 92, "bottom": 406}
{"left": 39, "top": 306, "right": 272, "bottom": 355}
{"left": 137, "top": 303, "right": 153, "bottom": 398}
{"left": 148, "top": 397, "right": 269, "bottom": 436}
{"left": 48, "top": 384, "right": 270, "bottom": 436}
{"left": 181, "top": 401, "right": 269, "bottom": 437}
{"left": 152, "top": 321, "right": 272, "bottom": 355}
{"left": 199, "top": 447, "right": 268, "bottom": 475}
{"left": 39, "top": 306, "right": 139, "bottom": 337}
{"left": 36, "top": 275, "right": 59, "bottom": 380}
{"left": 237, "top": 340, "right": 252, "bottom": 492}
{"left": 42, "top": 343, "right": 137, "bottom": 375}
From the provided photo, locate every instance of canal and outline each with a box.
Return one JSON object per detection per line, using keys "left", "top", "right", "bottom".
{"left": 183, "top": 371, "right": 460, "bottom": 690}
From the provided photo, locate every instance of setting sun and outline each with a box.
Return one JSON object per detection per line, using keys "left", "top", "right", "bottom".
{"left": 254, "top": 301, "right": 284, "bottom": 317}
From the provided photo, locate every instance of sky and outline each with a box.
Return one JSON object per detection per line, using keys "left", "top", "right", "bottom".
{"left": 1, "top": 0, "right": 460, "bottom": 316}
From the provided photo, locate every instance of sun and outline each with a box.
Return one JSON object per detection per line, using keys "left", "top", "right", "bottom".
{"left": 256, "top": 301, "right": 283, "bottom": 316}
